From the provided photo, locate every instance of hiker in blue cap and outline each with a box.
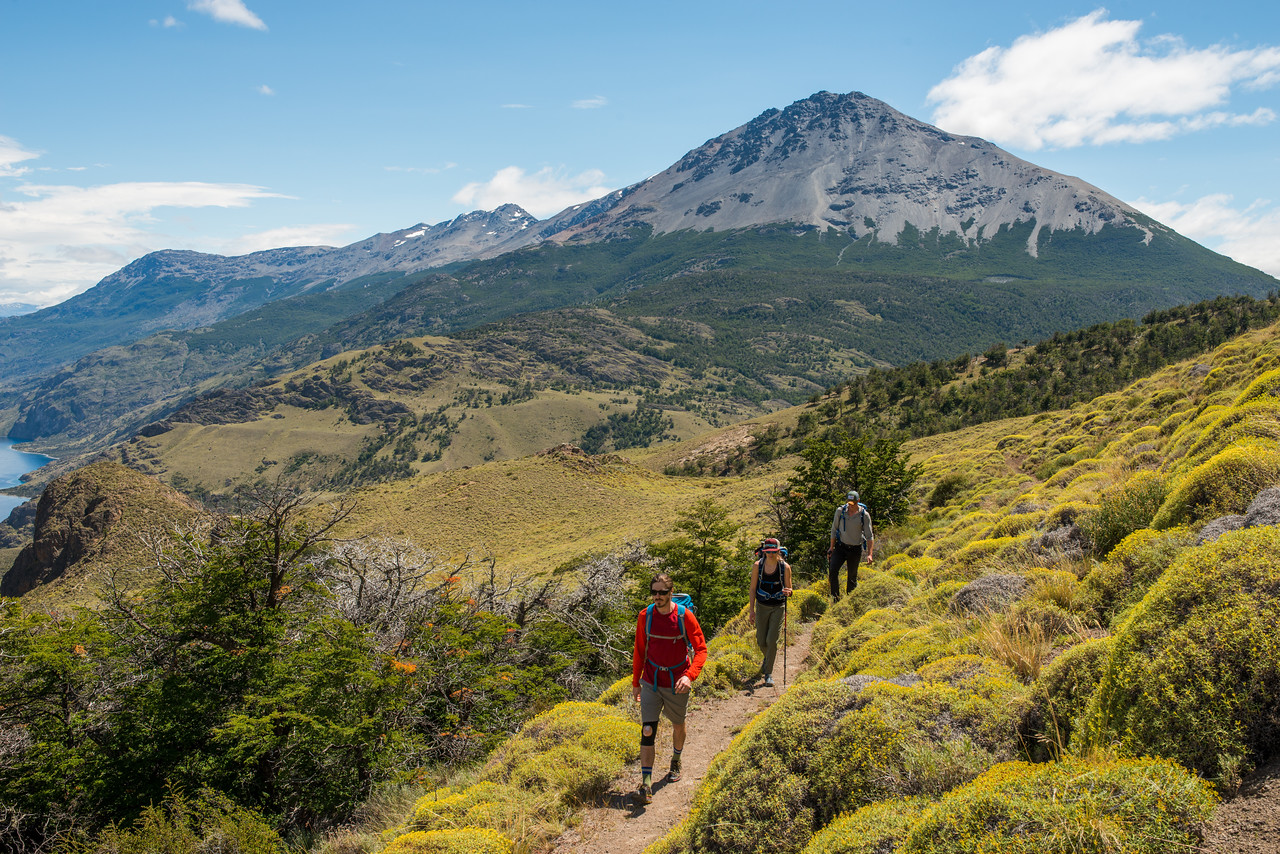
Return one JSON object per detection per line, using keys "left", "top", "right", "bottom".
{"left": 828, "top": 491, "right": 874, "bottom": 600}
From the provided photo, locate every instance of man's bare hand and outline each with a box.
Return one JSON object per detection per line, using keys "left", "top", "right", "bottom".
{"left": 675, "top": 675, "right": 693, "bottom": 693}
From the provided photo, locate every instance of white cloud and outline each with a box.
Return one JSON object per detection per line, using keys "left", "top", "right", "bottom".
{"left": 225, "top": 224, "right": 355, "bottom": 255}
{"left": 1133, "top": 193, "right": 1280, "bottom": 277}
{"left": 187, "top": 0, "right": 267, "bottom": 31}
{"left": 928, "top": 10, "right": 1280, "bottom": 150}
{"left": 572, "top": 95, "right": 609, "bottom": 110}
{"left": 502, "top": 103, "right": 533, "bottom": 110}
{"left": 0, "top": 178, "right": 287, "bottom": 306}
{"left": 451, "top": 166, "right": 611, "bottom": 218}
{"left": 150, "top": 15, "right": 182, "bottom": 28}
{"left": 0, "top": 136, "right": 39, "bottom": 178}
{"left": 258, "top": 84, "right": 275, "bottom": 96}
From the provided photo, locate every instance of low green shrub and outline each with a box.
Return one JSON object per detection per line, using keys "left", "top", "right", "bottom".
{"left": 697, "top": 652, "right": 758, "bottom": 697}
{"left": 60, "top": 788, "right": 284, "bottom": 854}
{"left": 840, "top": 618, "right": 970, "bottom": 678}
{"left": 1079, "top": 526, "right": 1280, "bottom": 784}
{"left": 927, "top": 472, "right": 968, "bottom": 509}
{"left": 897, "top": 758, "right": 1216, "bottom": 854}
{"left": 799, "top": 797, "right": 933, "bottom": 854}
{"left": 1076, "top": 527, "right": 1193, "bottom": 627}
{"left": 809, "top": 572, "right": 914, "bottom": 654}
{"left": 792, "top": 588, "right": 827, "bottom": 621}
{"left": 1077, "top": 471, "right": 1165, "bottom": 557}
{"left": 817, "top": 608, "right": 903, "bottom": 675}
{"left": 1033, "top": 636, "right": 1113, "bottom": 755}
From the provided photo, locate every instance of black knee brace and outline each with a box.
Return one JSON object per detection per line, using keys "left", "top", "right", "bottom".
{"left": 640, "top": 721, "right": 658, "bottom": 747}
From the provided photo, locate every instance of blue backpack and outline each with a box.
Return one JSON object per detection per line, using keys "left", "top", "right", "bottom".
{"left": 642, "top": 593, "right": 696, "bottom": 689}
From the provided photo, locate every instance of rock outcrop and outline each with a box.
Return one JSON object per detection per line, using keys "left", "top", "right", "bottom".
{"left": 0, "top": 462, "right": 201, "bottom": 597}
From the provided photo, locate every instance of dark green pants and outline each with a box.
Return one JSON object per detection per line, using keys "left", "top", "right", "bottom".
{"left": 756, "top": 602, "right": 784, "bottom": 676}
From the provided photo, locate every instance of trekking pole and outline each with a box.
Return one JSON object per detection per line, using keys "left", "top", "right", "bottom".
{"left": 782, "top": 597, "right": 788, "bottom": 686}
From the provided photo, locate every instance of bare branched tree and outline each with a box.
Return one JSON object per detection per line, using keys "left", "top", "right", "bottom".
{"left": 318, "top": 537, "right": 463, "bottom": 655}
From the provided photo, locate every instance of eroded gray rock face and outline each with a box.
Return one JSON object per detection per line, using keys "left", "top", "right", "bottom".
{"left": 1029, "top": 524, "right": 1087, "bottom": 561}
{"left": 1198, "top": 515, "right": 1247, "bottom": 544}
{"left": 1244, "top": 487, "right": 1280, "bottom": 528}
{"left": 950, "top": 574, "right": 1030, "bottom": 615}
{"left": 1200, "top": 487, "right": 1280, "bottom": 543}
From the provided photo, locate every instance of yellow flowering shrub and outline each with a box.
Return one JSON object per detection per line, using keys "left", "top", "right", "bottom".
{"left": 383, "top": 827, "right": 513, "bottom": 854}
{"left": 1076, "top": 526, "right": 1193, "bottom": 627}
{"left": 1032, "top": 635, "right": 1113, "bottom": 754}
{"left": 809, "top": 572, "right": 914, "bottom": 655}
{"left": 1234, "top": 366, "right": 1280, "bottom": 405}
{"left": 896, "top": 758, "right": 1215, "bottom": 854}
{"left": 917, "top": 654, "right": 1016, "bottom": 690}
{"left": 482, "top": 701, "right": 637, "bottom": 806}
{"left": 838, "top": 619, "right": 969, "bottom": 679}
{"left": 798, "top": 797, "right": 933, "bottom": 854}
{"left": 1182, "top": 398, "right": 1280, "bottom": 464}
{"left": 815, "top": 609, "right": 903, "bottom": 675}
{"left": 983, "top": 510, "right": 1044, "bottom": 539}
{"left": 1151, "top": 442, "right": 1280, "bottom": 527}
{"left": 653, "top": 672, "right": 1028, "bottom": 854}
{"left": 1079, "top": 526, "right": 1280, "bottom": 783}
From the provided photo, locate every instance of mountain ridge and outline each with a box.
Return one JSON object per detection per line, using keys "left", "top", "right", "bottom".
{"left": 502, "top": 91, "right": 1151, "bottom": 254}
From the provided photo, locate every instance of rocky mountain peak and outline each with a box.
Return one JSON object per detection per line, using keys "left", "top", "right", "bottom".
{"left": 528, "top": 90, "right": 1149, "bottom": 255}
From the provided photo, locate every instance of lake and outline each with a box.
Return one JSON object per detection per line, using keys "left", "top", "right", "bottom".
{"left": 0, "top": 438, "right": 53, "bottom": 520}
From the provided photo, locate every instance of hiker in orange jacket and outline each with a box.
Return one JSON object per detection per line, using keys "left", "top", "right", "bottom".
{"left": 631, "top": 573, "right": 708, "bottom": 805}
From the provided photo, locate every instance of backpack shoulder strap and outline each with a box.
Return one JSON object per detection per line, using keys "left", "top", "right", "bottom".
{"left": 676, "top": 603, "right": 688, "bottom": 646}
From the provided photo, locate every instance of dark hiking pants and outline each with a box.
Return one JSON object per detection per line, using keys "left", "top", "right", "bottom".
{"left": 828, "top": 542, "right": 863, "bottom": 600}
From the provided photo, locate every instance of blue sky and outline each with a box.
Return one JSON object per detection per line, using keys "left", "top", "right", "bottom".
{"left": 3, "top": 1, "right": 1280, "bottom": 307}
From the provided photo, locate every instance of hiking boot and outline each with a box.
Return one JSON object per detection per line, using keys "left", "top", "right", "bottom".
{"left": 668, "top": 756, "right": 682, "bottom": 782}
{"left": 635, "top": 783, "right": 652, "bottom": 805}
{"left": 764, "top": 674, "right": 774, "bottom": 687}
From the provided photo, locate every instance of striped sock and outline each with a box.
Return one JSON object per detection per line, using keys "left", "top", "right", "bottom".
{"left": 642, "top": 766, "right": 652, "bottom": 786}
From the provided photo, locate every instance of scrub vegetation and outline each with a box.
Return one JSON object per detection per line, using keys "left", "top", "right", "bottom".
{"left": 4, "top": 304, "right": 1280, "bottom": 853}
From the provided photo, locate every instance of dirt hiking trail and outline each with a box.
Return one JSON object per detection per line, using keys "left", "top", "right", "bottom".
{"left": 551, "top": 622, "right": 815, "bottom": 854}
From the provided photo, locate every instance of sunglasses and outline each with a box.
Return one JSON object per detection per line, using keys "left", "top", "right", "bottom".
{"left": 650, "top": 587, "right": 673, "bottom": 596}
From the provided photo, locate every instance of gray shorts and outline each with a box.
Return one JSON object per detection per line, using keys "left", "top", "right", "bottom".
{"left": 639, "top": 682, "right": 690, "bottom": 725}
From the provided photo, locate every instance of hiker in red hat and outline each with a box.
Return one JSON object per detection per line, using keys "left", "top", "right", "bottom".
{"left": 748, "top": 537, "right": 792, "bottom": 688}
